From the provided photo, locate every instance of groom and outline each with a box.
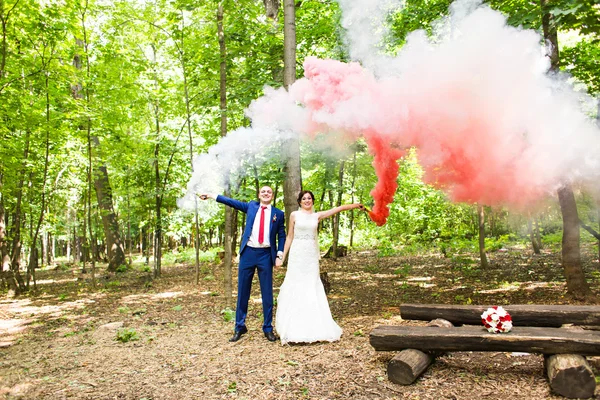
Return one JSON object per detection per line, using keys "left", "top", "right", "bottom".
{"left": 200, "top": 186, "right": 285, "bottom": 342}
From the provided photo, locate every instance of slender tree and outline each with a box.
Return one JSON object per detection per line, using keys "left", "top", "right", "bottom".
{"left": 540, "top": 0, "right": 590, "bottom": 298}
{"left": 75, "top": 0, "right": 127, "bottom": 273}
{"left": 331, "top": 161, "right": 345, "bottom": 260}
{"left": 281, "top": 0, "right": 302, "bottom": 228}
{"left": 177, "top": 9, "right": 202, "bottom": 284}
{"left": 477, "top": 204, "right": 489, "bottom": 269}
{"left": 218, "top": 1, "right": 234, "bottom": 307}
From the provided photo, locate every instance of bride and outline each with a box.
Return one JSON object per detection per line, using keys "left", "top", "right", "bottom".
{"left": 276, "top": 190, "right": 364, "bottom": 345}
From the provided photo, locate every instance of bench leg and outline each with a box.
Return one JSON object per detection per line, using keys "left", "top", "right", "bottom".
{"left": 545, "top": 354, "right": 596, "bottom": 399}
{"left": 388, "top": 349, "right": 434, "bottom": 385}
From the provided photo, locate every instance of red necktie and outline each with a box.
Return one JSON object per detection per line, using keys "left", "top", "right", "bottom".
{"left": 258, "top": 206, "right": 267, "bottom": 244}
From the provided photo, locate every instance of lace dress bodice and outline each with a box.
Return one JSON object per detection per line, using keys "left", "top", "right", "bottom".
{"left": 286, "top": 212, "right": 320, "bottom": 276}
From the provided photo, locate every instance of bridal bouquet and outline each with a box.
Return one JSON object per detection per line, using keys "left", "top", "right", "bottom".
{"left": 481, "top": 306, "right": 513, "bottom": 333}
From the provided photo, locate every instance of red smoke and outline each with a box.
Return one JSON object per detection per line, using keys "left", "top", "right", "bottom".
{"left": 364, "top": 133, "right": 404, "bottom": 225}
{"left": 291, "top": 57, "right": 546, "bottom": 225}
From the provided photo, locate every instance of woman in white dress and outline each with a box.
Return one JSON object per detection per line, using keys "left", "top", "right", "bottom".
{"left": 275, "top": 190, "right": 364, "bottom": 345}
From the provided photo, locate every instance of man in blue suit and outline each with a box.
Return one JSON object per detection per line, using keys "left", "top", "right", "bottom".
{"left": 200, "top": 186, "right": 285, "bottom": 342}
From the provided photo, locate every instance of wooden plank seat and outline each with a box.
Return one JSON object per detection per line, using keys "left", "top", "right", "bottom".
{"left": 400, "top": 303, "right": 600, "bottom": 327}
{"left": 370, "top": 325, "right": 600, "bottom": 355}
{"left": 375, "top": 305, "right": 600, "bottom": 398}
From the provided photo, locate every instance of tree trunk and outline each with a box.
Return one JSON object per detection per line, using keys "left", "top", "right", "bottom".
{"left": 87, "top": 111, "right": 96, "bottom": 287}
{"left": 178, "top": 9, "right": 202, "bottom": 285}
{"left": 0, "top": 172, "right": 7, "bottom": 269}
{"left": 528, "top": 217, "right": 541, "bottom": 254}
{"left": 153, "top": 107, "right": 162, "bottom": 278}
{"left": 29, "top": 70, "right": 53, "bottom": 290}
{"left": 597, "top": 100, "right": 600, "bottom": 265}
{"left": 0, "top": 0, "right": 17, "bottom": 79}
{"left": 74, "top": 14, "right": 126, "bottom": 273}
{"left": 282, "top": 0, "right": 302, "bottom": 229}
{"left": 218, "top": 1, "right": 233, "bottom": 308}
{"left": 558, "top": 186, "right": 590, "bottom": 298}
{"left": 0, "top": 171, "right": 18, "bottom": 296}
{"left": 263, "top": 0, "right": 279, "bottom": 20}
{"left": 332, "top": 161, "right": 345, "bottom": 261}
{"left": 93, "top": 162, "right": 126, "bottom": 271}
{"left": 9, "top": 130, "right": 30, "bottom": 293}
{"left": 477, "top": 204, "right": 489, "bottom": 268}
{"left": 539, "top": 0, "right": 590, "bottom": 299}
{"left": 349, "top": 149, "right": 357, "bottom": 247}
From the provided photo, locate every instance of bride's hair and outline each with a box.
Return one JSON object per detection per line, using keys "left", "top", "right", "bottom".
{"left": 297, "top": 190, "right": 315, "bottom": 206}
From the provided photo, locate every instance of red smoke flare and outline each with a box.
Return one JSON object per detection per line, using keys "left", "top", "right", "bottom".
{"left": 364, "top": 133, "right": 404, "bottom": 225}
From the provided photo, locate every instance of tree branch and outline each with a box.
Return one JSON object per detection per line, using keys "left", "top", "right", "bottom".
{"left": 580, "top": 220, "right": 600, "bottom": 240}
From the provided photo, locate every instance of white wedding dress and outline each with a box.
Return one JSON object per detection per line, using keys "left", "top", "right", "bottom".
{"left": 276, "top": 211, "right": 342, "bottom": 344}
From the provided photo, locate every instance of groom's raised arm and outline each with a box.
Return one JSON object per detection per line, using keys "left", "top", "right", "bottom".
{"left": 216, "top": 194, "right": 250, "bottom": 213}
{"left": 199, "top": 193, "right": 249, "bottom": 213}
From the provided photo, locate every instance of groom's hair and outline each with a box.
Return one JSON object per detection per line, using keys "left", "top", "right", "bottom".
{"left": 297, "top": 190, "right": 315, "bottom": 206}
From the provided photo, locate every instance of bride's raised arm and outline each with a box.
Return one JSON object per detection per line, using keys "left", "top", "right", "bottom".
{"left": 317, "top": 203, "right": 364, "bottom": 221}
{"left": 281, "top": 211, "right": 297, "bottom": 263}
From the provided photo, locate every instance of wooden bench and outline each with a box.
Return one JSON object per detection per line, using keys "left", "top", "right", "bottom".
{"left": 400, "top": 303, "right": 600, "bottom": 327}
{"left": 371, "top": 325, "right": 600, "bottom": 354}
{"left": 369, "top": 304, "right": 600, "bottom": 399}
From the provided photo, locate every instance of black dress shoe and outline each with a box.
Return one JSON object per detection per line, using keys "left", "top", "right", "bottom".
{"left": 264, "top": 331, "right": 278, "bottom": 342}
{"left": 229, "top": 328, "right": 247, "bottom": 342}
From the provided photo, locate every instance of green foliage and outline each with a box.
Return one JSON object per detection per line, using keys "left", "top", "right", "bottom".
{"left": 227, "top": 381, "right": 237, "bottom": 394}
{"left": 162, "top": 248, "right": 220, "bottom": 265}
{"left": 0, "top": 0, "right": 596, "bottom": 275}
{"left": 115, "top": 264, "right": 129, "bottom": 273}
{"left": 389, "top": 0, "right": 453, "bottom": 49}
{"left": 393, "top": 264, "right": 412, "bottom": 277}
{"left": 542, "top": 232, "right": 563, "bottom": 249}
{"left": 115, "top": 328, "right": 139, "bottom": 343}
{"left": 377, "top": 238, "right": 397, "bottom": 257}
{"left": 105, "top": 281, "right": 121, "bottom": 289}
{"left": 221, "top": 308, "right": 235, "bottom": 322}
{"left": 484, "top": 235, "right": 515, "bottom": 252}
{"left": 138, "top": 265, "right": 152, "bottom": 273}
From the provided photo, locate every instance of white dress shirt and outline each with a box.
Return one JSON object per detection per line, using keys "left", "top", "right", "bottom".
{"left": 247, "top": 204, "right": 271, "bottom": 248}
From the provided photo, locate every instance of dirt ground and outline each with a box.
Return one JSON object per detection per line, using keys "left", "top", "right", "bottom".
{"left": 1, "top": 245, "right": 600, "bottom": 400}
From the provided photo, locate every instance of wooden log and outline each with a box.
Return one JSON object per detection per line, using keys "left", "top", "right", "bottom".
{"left": 400, "top": 304, "right": 600, "bottom": 327}
{"left": 545, "top": 354, "right": 596, "bottom": 399}
{"left": 386, "top": 318, "right": 454, "bottom": 385}
{"left": 425, "top": 319, "right": 454, "bottom": 358}
{"left": 323, "top": 245, "right": 347, "bottom": 258}
{"left": 388, "top": 349, "right": 434, "bottom": 385}
{"left": 427, "top": 318, "right": 454, "bottom": 328}
{"left": 370, "top": 325, "right": 600, "bottom": 355}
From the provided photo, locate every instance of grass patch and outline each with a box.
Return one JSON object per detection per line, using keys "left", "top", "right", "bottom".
{"left": 115, "top": 328, "right": 139, "bottom": 343}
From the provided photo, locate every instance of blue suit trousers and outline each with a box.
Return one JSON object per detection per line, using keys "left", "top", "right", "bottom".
{"left": 235, "top": 246, "right": 274, "bottom": 333}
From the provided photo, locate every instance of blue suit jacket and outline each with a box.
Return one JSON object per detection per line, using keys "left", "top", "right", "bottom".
{"left": 216, "top": 195, "right": 286, "bottom": 265}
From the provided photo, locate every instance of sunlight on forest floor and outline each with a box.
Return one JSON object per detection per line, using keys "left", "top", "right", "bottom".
{"left": 1, "top": 246, "right": 598, "bottom": 399}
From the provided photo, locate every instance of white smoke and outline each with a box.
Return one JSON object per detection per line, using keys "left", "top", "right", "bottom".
{"left": 179, "top": 0, "right": 600, "bottom": 214}
{"left": 177, "top": 127, "right": 296, "bottom": 217}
